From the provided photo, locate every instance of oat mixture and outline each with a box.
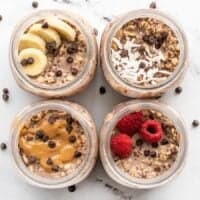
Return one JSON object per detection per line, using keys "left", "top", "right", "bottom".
{"left": 111, "top": 18, "right": 180, "bottom": 87}
{"left": 18, "top": 17, "right": 87, "bottom": 87}
{"left": 18, "top": 110, "right": 88, "bottom": 178}
{"left": 112, "top": 109, "right": 180, "bottom": 179}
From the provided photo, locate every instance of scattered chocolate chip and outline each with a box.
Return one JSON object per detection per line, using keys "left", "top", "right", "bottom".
{"left": 42, "top": 135, "right": 49, "bottom": 142}
{"left": 27, "top": 57, "right": 34, "bottom": 65}
{"left": 161, "top": 138, "right": 169, "bottom": 145}
{"left": 42, "top": 22, "right": 48, "bottom": 29}
{"left": 74, "top": 151, "right": 82, "bottom": 158}
{"left": 0, "top": 142, "right": 7, "bottom": 150}
{"left": 136, "top": 139, "right": 143, "bottom": 146}
{"left": 139, "top": 62, "right": 146, "bottom": 69}
{"left": 20, "top": 59, "right": 28, "bottom": 66}
{"left": 138, "top": 46, "right": 145, "bottom": 54}
{"left": 0, "top": 15, "right": 2, "bottom": 21}
{"left": 26, "top": 136, "right": 34, "bottom": 141}
{"left": 46, "top": 158, "right": 53, "bottom": 165}
{"left": 149, "top": 1, "right": 156, "bottom": 9}
{"left": 28, "top": 155, "right": 37, "bottom": 164}
{"left": 51, "top": 165, "right": 59, "bottom": 172}
{"left": 48, "top": 140, "right": 56, "bottom": 148}
{"left": 66, "top": 56, "right": 74, "bottom": 63}
{"left": 3, "top": 88, "right": 9, "bottom": 94}
{"left": 35, "top": 130, "right": 45, "bottom": 140}
{"left": 67, "top": 43, "right": 78, "bottom": 54}
{"left": 120, "top": 49, "right": 128, "bottom": 57}
{"left": 68, "top": 135, "right": 76, "bottom": 143}
{"left": 66, "top": 124, "right": 73, "bottom": 133}
{"left": 144, "top": 150, "right": 150, "bottom": 157}
{"left": 68, "top": 185, "right": 76, "bottom": 192}
{"left": 2, "top": 93, "right": 9, "bottom": 102}
{"left": 32, "top": 1, "right": 39, "bottom": 8}
{"left": 48, "top": 115, "right": 57, "bottom": 124}
{"left": 55, "top": 70, "right": 62, "bottom": 77}
{"left": 71, "top": 68, "right": 78, "bottom": 76}
{"left": 155, "top": 40, "right": 162, "bottom": 49}
{"left": 154, "top": 166, "right": 161, "bottom": 172}
{"left": 150, "top": 151, "right": 157, "bottom": 158}
{"left": 105, "top": 183, "right": 113, "bottom": 188}
{"left": 93, "top": 28, "right": 98, "bottom": 36}
{"left": 66, "top": 114, "right": 73, "bottom": 124}
{"left": 151, "top": 142, "right": 158, "bottom": 148}
{"left": 99, "top": 86, "right": 106, "bottom": 95}
{"left": 192, "top": 120, "right": 199, "bottom": 127}
{"left": 175, "top": 86, "right": 182, "bottom": 94}
{"left": 103, "top": 16, "right": 111, "bottom": 22}
{"left": 46, "top": 41, "right": 57, "bottom": 55}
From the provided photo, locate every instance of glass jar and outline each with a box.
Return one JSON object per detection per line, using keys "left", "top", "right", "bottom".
{"left": 10, "top": 100, "right": 98, "bottom": 189}
{"left": 100, "top": 100, "right": 188, "bottom": 189}
{"left": 9, "top": 9, "right": 97, "bottom": 98}
{"left": 100, "top": 9, "right": 188, "bottom": 98}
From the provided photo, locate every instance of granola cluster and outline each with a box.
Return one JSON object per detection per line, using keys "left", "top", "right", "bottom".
{"left": 111, "top": 17, "right": 180, "bottom": 87}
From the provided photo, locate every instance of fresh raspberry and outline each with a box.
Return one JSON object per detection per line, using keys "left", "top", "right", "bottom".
{"left": 116, "top": 112, "right": 143, "bottom": 136}
{"left": 110, "top": 133, "right": 133, "bottom": 159}
{"left": 139, "top": 120, "right": 163, "bottom": 143}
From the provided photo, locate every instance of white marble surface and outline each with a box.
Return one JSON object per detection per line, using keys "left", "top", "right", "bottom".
{"left": 0, "top": 0, "right": 200, "bottom": 199}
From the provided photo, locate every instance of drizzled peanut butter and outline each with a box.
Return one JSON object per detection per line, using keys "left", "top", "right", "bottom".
{"left": 19, "top": 110, "right": 86, "bottom": 174}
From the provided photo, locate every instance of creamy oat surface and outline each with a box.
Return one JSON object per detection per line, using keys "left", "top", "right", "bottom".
{"left": 111, "top": 17, "right": 180, "bottom": 87}
{"left": 111, "top": 109, "right": 180, "bottom": 179}
{"left": 18, "top": 109, "right": 88, "bottom": 178}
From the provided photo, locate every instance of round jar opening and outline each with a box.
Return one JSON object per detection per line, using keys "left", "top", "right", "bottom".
{"left": 11, "top": 10, "right": 92, "bottom": 91}
{"left": 106, "top": 9, "right": 187, "bottom": 90}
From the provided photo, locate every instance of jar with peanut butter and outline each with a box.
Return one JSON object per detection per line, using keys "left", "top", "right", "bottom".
{"left": 10, "top": 100, "right": 98, "bottom": 188}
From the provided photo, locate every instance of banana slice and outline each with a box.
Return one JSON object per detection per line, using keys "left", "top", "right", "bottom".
{"left": 19, "top": 48, "right": 47, "bottom": 77}
{"left": 19, "top": 33, "right": 46, "bottom": 53}
{"left": 28, "top": 23, "right": 61, "bottom": 47}
{"left": 45, "top": 17, "right": 76, "bottom": 41}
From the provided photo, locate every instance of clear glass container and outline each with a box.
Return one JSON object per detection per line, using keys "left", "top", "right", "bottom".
{"left": 100, "top": 100, "right": 188, "bottom": 189}
{"left": 9, "top": 9, "right": 97, "bottom": 98}
{"left": 100, "top": 9, "right": 188, "bottom": 98}
{"left": 10, "top": 100, "right": 98, "bottom": 189}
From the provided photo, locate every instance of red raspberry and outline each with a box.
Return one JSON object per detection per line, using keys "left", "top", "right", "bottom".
{"left": 110, "top": 133, "right": 133, "bottom": 159}
{"left": 116, "top": 112, "right": 143, "bottom": 136}
{"left": 139, "top": 120, "right": 163, "bottom": 143}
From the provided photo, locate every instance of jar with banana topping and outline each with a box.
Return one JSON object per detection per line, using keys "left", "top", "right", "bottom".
{"left": 10, "top": 10, "right": 97, "bottom": 97}
{"left": 100, "top": 9, "right": 188, "bottom": 98}
{"left": 10, "top": 100, "right": 98, "bottom": 189}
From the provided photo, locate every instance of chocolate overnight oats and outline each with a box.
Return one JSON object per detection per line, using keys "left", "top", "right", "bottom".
{"left": 110, "top": 109, "right": 180, "bottom": 179}
{"left": 18, "top": 17, "right": 87, "bottom": 87}
{"left": 110, "top": 17, "right": 180, "bottom": 87}
{"left": 18, "top": 109, "right": 88, "bottom": 178}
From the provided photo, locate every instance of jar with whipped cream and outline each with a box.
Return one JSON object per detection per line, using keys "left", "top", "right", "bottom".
{"left": 10, "top": 9, "right": 97, "bottom": 98}
{"left": 100, "top": 100, "right": 187, "bottom": 189}
{"left": 100, "top": 9, "right": 188, "bottom": 98}
{"left": 10, "top": 100, "right": 98, "bottom": 189}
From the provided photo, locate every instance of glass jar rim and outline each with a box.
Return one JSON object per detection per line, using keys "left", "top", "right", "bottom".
{"left": 103, "top": 9, "right": 188, "bottom": 91}
{"left": 10, "top": 100, "right": 97, "bottom": 189}
{"left": 10, "top": 9, "right": 95, "bottom": 92}
{"left": 100, "top": 100, "right": 188, "bottom": 189}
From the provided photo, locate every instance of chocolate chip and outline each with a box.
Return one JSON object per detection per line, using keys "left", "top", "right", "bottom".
{"left": 48, "top": 140, "right": 56, "bottom": 148}
{"left": 68, "top": 185, "right": 76, "bottom": 192}
{"left": 161, "top": 138, "right": 169, "bottom": 145}
{"left": 51, "top": 165, "right": 59, "bottom": 172}
{"left": 42, "top": 135, "right": 49, "bottom": 142}
{"left": 28, "top": 155, "right": 37, "bottom": 164}
{"left": 35, "top": 130, "right": 45, "bottom": 140}
{"left": 67, "top": 43, "right": 78, "bottom": 54}
{"left": 20, "top": 59, "right": 28, "bottom": 66}
{"left": 42, "top": 22, "right": 48, "bottom": 29}
{"left": 99, "top": 86, "right": 106, "bottom": 95}
{"left": 0, "top": 15, "right": 3, "bottom": 21}
{"left": 71, "top": 68, "right": 78, "bottom": 76}
{"left": 2, "top": 93, "right": 9, "bottom": 102}
{"left": 66, "top": 125, "right": 73, "bottom": 133}
{"left": 46, "top": 41, "right": 57, "bottom": 55}
{"left": 155, "top": 40, "right": 162, "bottom": 49}
{"left": 192, "top": 120, "right": 199, "bottom": 127}
{"left": 136, "top": 139, "right": 143, "bottom": 146}
{"left": 0, "top": 142, "right": 7, "bottom": 150}
{"left": 66, "top": 114, "right": 73, "bottom": 124}
{"left": 175, "top": 86, "right": 182, "bottom": 94}
{"left": 120, "top": 49, "right": 128, "bottom": 57}
{"left": 138, "top": 46, "right": 145, "bottom": 54}
{"left": 103, "top": 16, "right": 111, "bottom": 22}
{"left": 55, "top": 70, "right": 62, "bottom": 77}
{"left": 3, "top": 88, "right": 9, "bottom": 94}
{"left": 149, "top": 1, "right": 156, "bottom": 9}
{"left": 139, "top": 62, "right": 146, "bottom": 69}
{"left": 66, "top": 56, "right": 73, "bottom": 63}
{"left": 68, "top": 135, "right": 76, "bottom": 143}
{"left": 150, "top": 151, "right": 157, "bottom": 158}
{"left": 46, "top": 158, "right": 53, "bottom": 165}
{"left": 74, "top": 151, "right": 82, "bottom": 158}
{"left": 154, "top": 166, "right": 161, "bottom": 172}
{"left": 32, "top": 1, "right": 39, "bottom": 8}
{"left": 27, "top": 57, "right": 34, "bottom": 65}
{"left": 151, "top": 142, "right": 158, "bottom": 148}
{"left": 48, "top": 115, "right": 56, "bottom": 124}
{"left": 144, "top": 150, "right": 150, "bottom": 157}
